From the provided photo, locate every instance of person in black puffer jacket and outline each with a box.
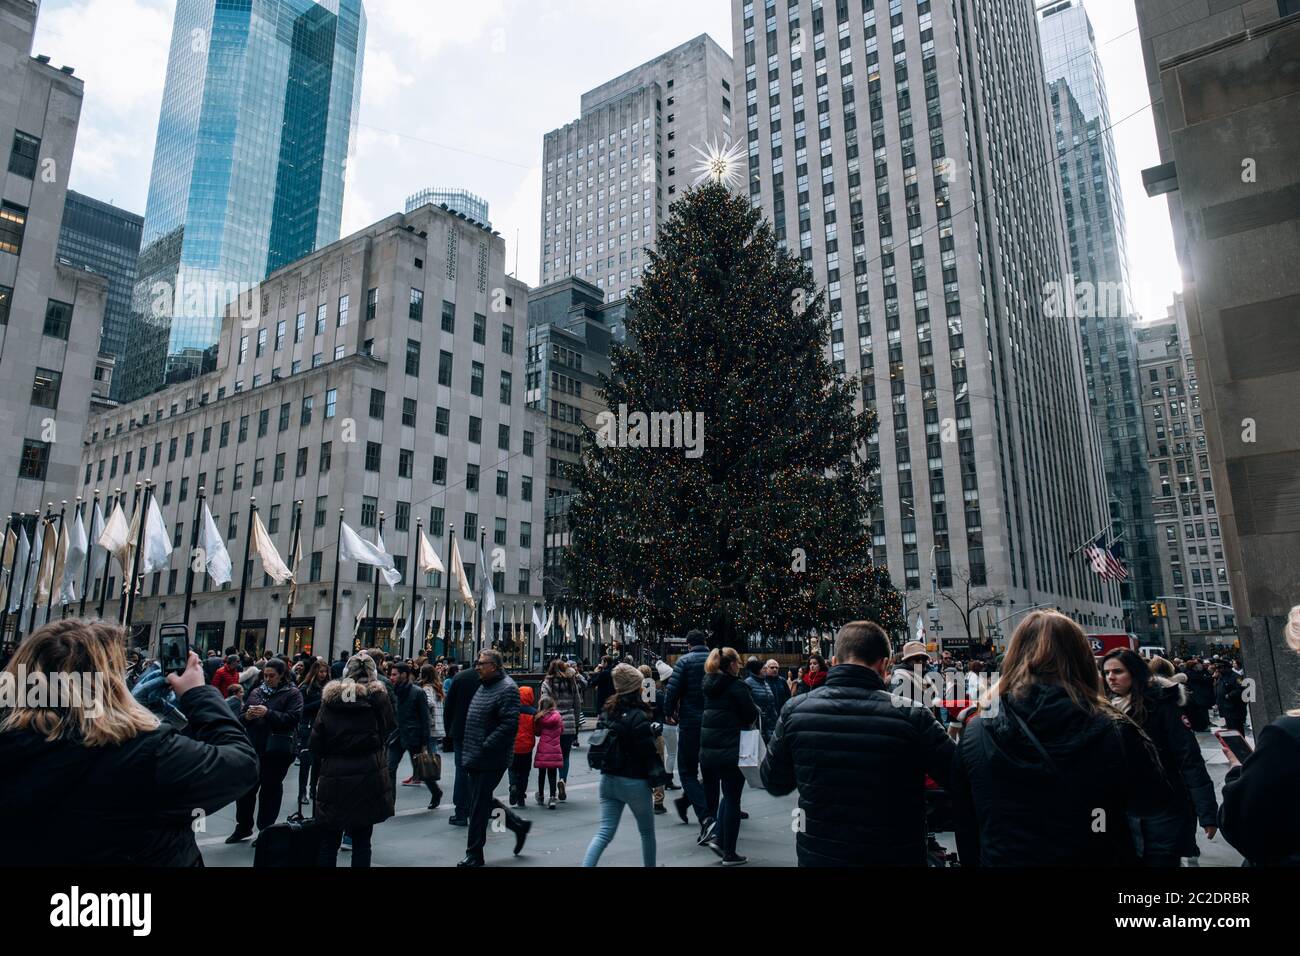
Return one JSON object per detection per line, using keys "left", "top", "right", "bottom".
{"left": 1104, "top": 649, "right": 1218, "bottom": 865}
{"left": 1183, "top": 660, "right": 1216, "bottom": 732}
{"left": 458, "top": 649, "right": 529, "bottom": 866}
{"left": 1214, "top": 662, "right": 1248, "bottom": 734}
{"left": 662, "top": 630, "right": 712, "bottom": 833}
{"left": 952, "top": 611, "right": 1169, "bottom": 866}
{"left": 1219, "top": 605, "right": 1300, "bottom": 865}
{"left": 310, "top": 653, "right": 396, "bottom": 867}
{"left": 699, "top": 647, "right": 760, "bottom": 865}
{"left": 744, "top": 656, "right": 779, "bottom": 744}
{"left": 0, "top": 620, "right": 258, "bottom": 867}
{"left": 388, "top": 662, "right": 440, "bottom": 808}
{"left": 442, "top": 661, "right": 481, "bottom": 824}
{"left": 582, "top": 664, "right": 663, "bottom": 867}
{"left": 761, "top": 622, "right": 956, "bottom": 866}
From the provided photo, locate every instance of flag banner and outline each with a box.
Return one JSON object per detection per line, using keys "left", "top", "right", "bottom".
{"left": 353, "top": 597, "right": 369, "bottom": 638}
{"left": 339, "top": 521, "right": 399, "bottom": 584}
{"left": 7, "top": 529, "right": 29, "bottom": 613}
{"left": 200, "top": 502, "right": 232, "bottom": 586}
{"left": 22, "top": 521, "right": 45, "bottom": 609}
{"left": 376, "top": 531, "right": 401, "bottom": 590}
{"left": 449, "top": 536, "right": 475, "bottom": 610}
{"left": 251, "top": 511, "right": 293, "bottom": 584}
{"left": 60, "top": 510, "right": 88, "bottom": 605}
{"left": 481, "top": 564, "right": 496, "bottom": 615}
{"left": 35, "top": 519, "right": 58, "bottom": 605}
{"left": 87, "top": 502, "right": 107, "bottom": 585}
{"left": 138, "top": 496, "right": 173, "bottom": 576}
{"left": 98, "top": 503, "right": 131, "bottom": 575}
{"left": 532, "top": 604, "right": 544, "bottom": 637}
{"left": 542, "top": 605, "right": 554, "bottom": 637}
{"left": 2, "top": 527, "right": 15, "bottom": 579}
{"left": 417, "top": 529, "right": 444, "bottom": 575}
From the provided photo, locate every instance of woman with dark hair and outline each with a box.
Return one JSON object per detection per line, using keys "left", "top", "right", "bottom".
{"left": 582, "top": 664, "right": 663, "bottom": 867}
{"left": 951, "top": 611, "right": 1168, "bottom": 865}
{"left": 227, "top": 656, "right": 303, "bottom": 844}
{"left": 296, "top": 657, "right": 330, "bottom": 806}
{"left": 0, "top": 619, "right": 257, "bottom": 866}
{"left": 700, "top": 647, "right": 760, "bottom": 865}
{"left": 1103, "top": 649, "right": 1218, "bottom": 866}
{"left": 795, "top": 654, "right": 827, "bottom": 696}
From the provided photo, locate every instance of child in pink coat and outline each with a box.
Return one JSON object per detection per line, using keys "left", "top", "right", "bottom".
{"left": 534, "top": 698, "right": 565, "bottom": 809}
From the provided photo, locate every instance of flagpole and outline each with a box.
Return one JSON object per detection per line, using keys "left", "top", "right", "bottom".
{"left": 410, "top": 518, "right": 421, "bottom": 660}
{"left": 286, "top": 499, "right": 302, "bottom": 654}
{"left": 122, "top": 482, "right": 150, "bottom": 631}
{"left": 235, "top": 497, "right": 256, "bottom": 653}
{"left": 43, "top": 500, "right": 66, "bottom": 623}
{"left": 370, "top": 511, "right": 384, "bottom": 649}
{"left": 0, "top": 513, "right": 19, "bottom": 640}
{"left": 328, "top": 508, "right": 344, "bottom": 662}
{"left": 79, "top": 492, "right": 98, "bottom": 617}
{"left": 97, "top": 488, "right": 121, "bottom": 620}
{"left": 28, "top": 503, "right": 53, "bottom": 634}
{"left": 62, "top": 497, "right": 81, "bottom": 619}
{"left": 443, "top": 527, "right": 454, "bottom": 660}
{"left": 183, "top": 486, "right": 204, "bottom": 628}
{"left": 13, "top": 510, "right": 37, "bottom": 644}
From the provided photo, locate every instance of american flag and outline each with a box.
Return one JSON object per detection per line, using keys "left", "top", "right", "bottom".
{"left": 1084, "top": 535, "right": 1129, "bottom": 581}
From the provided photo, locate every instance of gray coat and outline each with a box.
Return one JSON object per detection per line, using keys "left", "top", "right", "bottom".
{"left": 540, "top": 673, "right": 586, "bottom": 735}
{"left": 461, "top": 671, "right": 520, "bottom": 771}
{"left": 745, "top": 674, "right": 779, "bottom": 741}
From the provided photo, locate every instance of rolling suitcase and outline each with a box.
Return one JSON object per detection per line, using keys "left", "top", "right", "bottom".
{"left": 253, "top": 794, "right": 326, "bottom": 867}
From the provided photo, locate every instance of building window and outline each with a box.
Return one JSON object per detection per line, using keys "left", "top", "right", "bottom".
{"left": 18, "top": 439, "right": 49, "bottom": 480}
{"left": 301, "top": 394, "right": 313, "bottom": 425}
{"left": 324, "top": 388, "right": 337, "bottom": 418}
{"left": 466, "top": 464, "right": 479, "bottom": 492}
{"left": 268, "top": 504, "right": 281, "bottom": 534}
{"left": 441, "top": 300, "right": 455, "bottom": 332}
{"left": 394, "top": 501, "right": 410, "bottom": 532}
{"left": 273, "top": 453, "right": 285, "bottom": 482}
{"left": 398, "top": 448, "right": 414, "bottom": 479}
{"left": 406, "top": 339, "right": 421, "bottom": 376}
{"left": 43, "top": 300, "right": 72, "bottom": 339}
{"left": 7, "top": 131, "right": 40, "bottom": 179}
{"left": 233, "top": 463, "right": 244, "bottom": 490}
{"left": 310, "top": 552, "right": 323, "bottom": 582}
{"left": 256, "top": 328, "right": 267, "bottom": 357}
{"left": 473, "top": 312, "right": 486, "bottom": 344}
{"left": 0, "top": 202, "right": 27, "bottom": 256}
{"left": 409, "top": 288, "right": 424, "bottom": 321}
{"left": 278, "top": 402, "right": 290, "bottom": 431}
{"left": 338, "top": 294, "right": 350, "bottom": 327}
{"left": 320, "top": 441, "right": 332, "bottom": 471}
{"left": 274, "top": 319, "right": 285, "bottom": 350}
{"left": 31, "top": 368, "right": 61, "bottom": 408}
{"left": 429, "top": 507, "right": 444, "bottom": 537}
{"left": 521, "top": 475, "right": 533, "bottom": 501}
{"left": 501, "top": 323, "right": 514, "bottom": 354}
{"left": 463, "top": 513, "right": 478, "bottom": 541}
{"left": 523, "top": 430, "right": 534, "bottom": 456}
{"left": 0, "top": 285, "right": 12, "bottom": 325}
{"left": 498, "top": 423, "right": 510, "bottom": 450}
{"left": 316, "top": 304, "right": 326, "bottom": 334}
{"left": 361, "top": 496, "right": 377, "bottom": 528}
{"left": 468, "top": 416, "right": 481, "bottom": 443}
{"left": 366, "top": 288, "right": 378, "bottom": 320}
{"left": 496, "top": 470, "right": 508, "bottom": 496}
{"left": 500, "top": 370, "right": 512, "bottom": 404}
{"left": 438, "top": 350, "right": 453, "bottom": 386}
{"left": 494, "top": 517, "right": 507, "bottom": 546}
{"left": 432, "top": 456, "right": 447, "bottom": 484}
{"left": 365, "top": 441, "right": 382, "bottom": 472}
{"left": 257, "top": 409, "right": 268, "bottom": 437}
{"left": 369, "top": 388, "right": 385, "bottom": 419}
{"left": 295, "top": 311, "right": 305, "bottom": 342}
{"left": 295, "top": 447, "right": 308, "bottom": 477}
{"left": 315, "top": 496, "right": 327, "bottom": 527}
{"left": 471, "top": 362, "right": 484, "bottom": 396}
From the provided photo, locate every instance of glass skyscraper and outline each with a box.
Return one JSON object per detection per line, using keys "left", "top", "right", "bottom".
{"left": 1038, "top": 0, "right": 1162, "bottom": 641}
{"left": 123, "top": 0, "right": 366, "bottom": 400}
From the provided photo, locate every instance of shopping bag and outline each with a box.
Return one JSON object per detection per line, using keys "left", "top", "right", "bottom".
{"left": 738, "top": 728, "right": 766, "bottom": 790}
{"left": 661, "top": 723, "right": 678, "bottom": 772}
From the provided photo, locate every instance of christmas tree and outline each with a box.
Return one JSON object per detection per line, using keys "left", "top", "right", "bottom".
{"left": 565, "top": 180, "right": 902, "bottom": 642}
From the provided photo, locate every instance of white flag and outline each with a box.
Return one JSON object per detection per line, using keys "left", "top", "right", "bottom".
{"left": 338, "top": 521, "right": 398, "bottom": 584}
{"left": 481, "top": 564, "right": 496, "bottom": 615}
{"left": 542, "top": 605, "right": 554, "bottom": 637}
{"left": 376, "top": 531, "right": 401, "bottom": 590}
{"left": 98, "top": 502, "right": 132, "bottom": 575}
{"left": 915, "top": 614, "right": 927, "bottom": 644}
{"left": 22, "top": 520, "right": 44, "bottom": 609}
{"left": 532, "top": 604, "right": 544, "bottom": 637}
{"left": 137, "top": 495, "right": 173, "bottom": 576}
{"left": 2, "top": 527, "right": 15, "bottom": 582}
{"left": 251, "top": 510, "right": 293, "bottom": 584}
{"left": 353, "top": 597, "right": 369, "bottom": 638}
{"left": 449, "top": 535, "right": 475, "bottom": 610}
{"left": 86, "top": 502, "right": 107, "bottom": 586}
{"left": 7, "top": 529, "right": 29, "bottom": 613}
{"left": 59, "top": 512, "right": 87, "bottom": 605}
{"left": 417, "top": 528, "right": 444, "bottom": 575}
{"left": 199, "top": 502, "right": 232, "bottom": 586}
{"left": 35, "top": 520, "right": 58, "bottom": 606}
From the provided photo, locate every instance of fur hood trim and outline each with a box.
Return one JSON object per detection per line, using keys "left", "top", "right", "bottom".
{"left": 323, "top": 677, "right": 388, "bottom": 705}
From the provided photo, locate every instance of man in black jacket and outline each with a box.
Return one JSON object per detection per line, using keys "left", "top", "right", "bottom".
{"left": 388, "top": 663, "right": 440, "bottom": 808}
{"left": 662, "top": 630, "right": 713, "bottom": 837}
{"left": 443, "top": 662, "right": 481, "bottom": 825}
{"left": 458, "top": 649, "right": 530, "bottom": 866}
{"left": 761, "top": 621, "right": 955, "bottom": 866}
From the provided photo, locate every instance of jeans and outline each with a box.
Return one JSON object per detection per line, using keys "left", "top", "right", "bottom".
{"left": 676, "top": 724, "right": 709, "bottom": 823}
{"left": 702, "top": 764, "right": 745, "bottom": 855}
{"left": 582, "top": 774, "right": 657, "bottom": 867}
{"left": 317, "top": 824, "right": 373, "bottom": 867}
{"left": 451, "top": 742, "right": 469, "bottom": 819}
{"left": 559, "top": 733, "right": 576, "bottom": 781}
{"left": 465, "top": 767, "right": 525, "bottom": 860}
{"left": 236, "top": 751, "right": 294, "bottom": 832}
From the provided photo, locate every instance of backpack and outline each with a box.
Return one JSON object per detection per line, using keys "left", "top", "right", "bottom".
{"left": 586, "top": 715, "right": 622, "bottom": 772}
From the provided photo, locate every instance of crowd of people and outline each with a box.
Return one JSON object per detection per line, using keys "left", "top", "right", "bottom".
{"left": 2, "top": 605, "right": 1298, "bottom": 868}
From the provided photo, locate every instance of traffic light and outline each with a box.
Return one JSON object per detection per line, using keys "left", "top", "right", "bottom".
{"left": 1149, "top": 602, "right": 1168, "bottom": 619}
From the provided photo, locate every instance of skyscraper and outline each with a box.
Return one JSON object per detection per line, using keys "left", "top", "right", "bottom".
{"left": 540, "top": 34, "right": 734, "bottom": 303}
{"left": 57, "top": 191, "right": 143, "bottom": 403}
{"left": 732, "top": 0, "right": 1121, "bottom": 644}
{"left": 1037, "top": 0, "right": 1161, "bottom": 642}
{"left": 123, "top": 0, "right": 366, "bottom": 401}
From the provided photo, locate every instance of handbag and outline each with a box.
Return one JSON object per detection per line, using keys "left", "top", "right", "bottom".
{"left": 266, "top": 731, "right": 294, "bottom": 756}
{"left": 737, "top": 726, "right": 766, "bottom": 789}
{"left": 413, "top": 750, "right": 442, "bottom": 782}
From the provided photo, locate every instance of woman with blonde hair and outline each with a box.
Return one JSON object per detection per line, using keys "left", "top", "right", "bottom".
{"left": 699, "top": 646, "right": 759, "bottom": 865}
{"left": 1219, "top": 606, "right": 1300, "bottom": 865}
{"left": 0, "top": 619, "right": 258, "bottom": 866}
{"left": 950, "top": 610, "right": 1167, "bottom": 866}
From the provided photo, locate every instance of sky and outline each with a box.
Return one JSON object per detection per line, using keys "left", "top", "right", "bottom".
{"left": 31, "top": 0, "right": 1181, "bottom": 322}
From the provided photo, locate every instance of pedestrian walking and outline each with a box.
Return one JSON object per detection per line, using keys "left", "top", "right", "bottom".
{"left": 1214, "top": 660, "right": 1248, "bottom": 734}
{"left": 309, "top": 653, "right": 396, "bottom": 867}
{"left": 760, "top": 621, "right": 956, "bottom": 866}
{"left": 700, "top": 646, "right": 759, "bottom": 865}
{"left": 442, "top": 655, "right": 481, "bottom": 826}
{"left": 509, "top": 685, "right": 537, "bottom": 807}
{"left": 533, "top": 696, "right": 564, "bottom": 808}
{"left": 296, "top": 657, "right": 329, "bottom": 806}
{"left": 228, "top": 657, "right": 303, "bottom": 845}
{"left": 582, "top": 664, "right": 664, "bottom": 867}
{"left": 387, "top": 663, "right": 441, "bottom": 809}
{"left": 663, "top": 630, "right": 713, "bottom": 840}
{"left": 0, "top": 620, "right": 258, "bottom": 867}
{"left": 950, "top": 611, "right": 1169, "bottom": 865}
{"left": 744, "top": 656, "right": 778, "bottom": 743}
{"left": 1182, "top": 659, "right": 1215, "bottom": 732}
{"left": 538, "top": 657, "right": 586, "bottom": 801}
{"left": 640, "top": 664, "right": 669, "bottom": 813}
{"left": 458, "top": 649, "right": 531, "bottom": 866}
{"left": 1218, "top": 606, "right": 1300, "bottom": 865}
{"left": 1104, "top": 649, "right": 1218, "bottom": 866}
{"left": 419, "top": 663, "right": 446, "bottom": 789}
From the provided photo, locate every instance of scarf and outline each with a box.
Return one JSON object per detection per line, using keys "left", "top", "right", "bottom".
{"left": 803, "top": 669, "right": 828, "bottom": 690}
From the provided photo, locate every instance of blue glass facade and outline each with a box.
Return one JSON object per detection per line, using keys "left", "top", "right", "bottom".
{"left": 124, "top": 0, "right": 365, "bottom": 400}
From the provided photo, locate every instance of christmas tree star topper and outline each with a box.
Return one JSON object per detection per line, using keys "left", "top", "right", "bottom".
{"left": 690, "top": 138, "right": 746, "bottom": 189}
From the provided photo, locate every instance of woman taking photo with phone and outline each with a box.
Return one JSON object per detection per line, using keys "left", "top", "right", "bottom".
{"left": 227, "top": 657, "right": 303, "bottom": 844}
{"left": 0, "top": 619, "right": 258, "bottom": 866}
{"left": 1103, "top": 648, "right": 1218, "bottom": 866}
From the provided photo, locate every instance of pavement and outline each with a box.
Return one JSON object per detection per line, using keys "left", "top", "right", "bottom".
{"left": 196, "top": 728, "right": 1246, "bottom": 868}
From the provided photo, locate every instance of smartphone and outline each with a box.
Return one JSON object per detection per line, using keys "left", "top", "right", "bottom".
{"left": 159, "top": 624, "right": 190, "bottom": 676}
{"left": 1214, "top": 729, "right": 1253, "bottom": 766}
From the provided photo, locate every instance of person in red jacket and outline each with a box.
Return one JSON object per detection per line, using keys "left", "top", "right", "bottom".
{"left": 212, "top": 655, "right": 242, "bottom": 698}
{"left": 508, "top": 686, "right": 537, "bottom": 807}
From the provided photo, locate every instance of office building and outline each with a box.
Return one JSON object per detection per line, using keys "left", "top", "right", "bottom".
{"left": 732, "top": 0, "right": 1121, "bottom": 646}
{"left": 405, "top": 188, "right": 491, "bottom": 228}
{"left": 81, "top": 202, "right": 544, "bottom": 657}
{"left": 1037, "top": 0, "right": 1161, "bottom": 640}
{"left": 1136, "top": 0, "right": 1300, "bottom": 722}
{"left": 0, "top": 0, "right": 108, "bottom": 539}
{"left": 122, "top": 0, "right": 366, "bottom": 400}
{"left": 1136, "top": 294, "right": 1236, "bottom": 652}
{"left": 541, "top": 34, "right": 735, "bottom": 303}
{"left": 56, "top": 191, "right": 143, "bottom": 402}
